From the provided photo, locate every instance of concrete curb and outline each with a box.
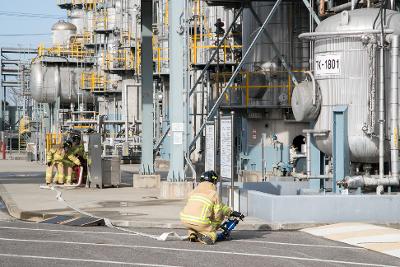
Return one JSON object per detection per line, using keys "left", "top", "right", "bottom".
{"left": 0, "top": 183, "right": 60, "bottom": 222}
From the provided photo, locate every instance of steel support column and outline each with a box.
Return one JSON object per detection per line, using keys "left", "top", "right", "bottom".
{"left": 140, "top": 0, "right": 154, "bottom": 174}
{"left": 310, "top": 135, "right": 322, "bottom": 190}
{"left": 333, "top": 106, "right": 349, "bottom": 193}
{"left": 167, "top": 0, "right": 186, "bottom": 180}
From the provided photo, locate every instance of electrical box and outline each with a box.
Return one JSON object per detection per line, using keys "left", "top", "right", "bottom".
{"left": 102, "top": 156, "right": 121, "bottom": 188}
{"left": 86, "top": 133, "right": 103, "bottom": 188}
{"left": 85, "top": 133, "right": 121, "bottom": 188}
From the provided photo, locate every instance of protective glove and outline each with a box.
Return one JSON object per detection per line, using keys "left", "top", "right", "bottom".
{"left": 231, "top": 211, "right": 245, "bottom": 220}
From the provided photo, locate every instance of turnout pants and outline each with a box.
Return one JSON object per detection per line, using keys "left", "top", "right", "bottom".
{"left": 45, "top": 163, "right": 64, "bottom": 184}
{"left": 182, "top": 222, "right": 218, "bottom": 243}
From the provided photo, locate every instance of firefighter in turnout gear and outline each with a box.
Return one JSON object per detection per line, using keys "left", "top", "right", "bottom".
{"left": 180, "top": 171, "right": 232, "bottom": 245}
{"left": 62, "top": 139, "right": 81, "bottom": 185}
{"left": 45, "top": 142, "right": 70, "bottom": 185}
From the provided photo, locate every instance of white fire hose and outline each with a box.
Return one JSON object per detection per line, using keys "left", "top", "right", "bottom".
{"left": 40, "top": 168, "right": 187, "bottom": 241}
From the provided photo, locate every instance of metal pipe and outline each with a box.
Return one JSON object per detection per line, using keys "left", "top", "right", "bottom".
{"left": 303, "top": 129, "right": 329, "bottom": 178}
{"left": 390, "top": 35, "right": 399, "bottom": 181}
{"left": 299, "top": 29, "right": 394, "bottom": 39}
{"left": 261, "top": 133, "right": 266, "bottom": 179}
{"left": 189, "top": 0, "right": 283, "bottom": 151}
{"left": 379, "top": 34, "right": 385, "bottom": 180}
{"left": 391, "top": 0, "right": 396, "bottom": 10}
{"left": 124, "top": 84, "right": 129, "bottom": 142}
{"left": 340, "top": 175, "right": 399, "bottom": 188}
{"left": 351, "top": 0, "right": 358, "bottom": 10}
{"left": 306, "top": 132, "right": 312, "bottom": 177}
{"left": 184, "top": 153, "right": 196, "bottom": 181}
{"left": 329, "top": 3, "right": 352, "bottom": 13}
{"left": 301, "top": 0, "right": 321, "bottom": 25}
{"left": 319, "top": 0, "right": 325, "bottom": 16}
{"left": 230, "top": 111, "right": 235, "bottom": 209}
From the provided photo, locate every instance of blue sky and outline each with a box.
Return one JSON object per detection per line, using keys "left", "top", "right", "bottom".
{"left": 0, "top": 0, "right": 66, "bottom": 48}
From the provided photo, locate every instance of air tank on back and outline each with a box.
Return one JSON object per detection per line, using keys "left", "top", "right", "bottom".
{"left": 306, "top": 9, "right": 400, "bottom": 163}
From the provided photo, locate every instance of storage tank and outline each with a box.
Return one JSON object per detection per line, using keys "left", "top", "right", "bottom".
{"left": 51, "top": 20, "right": 77, "bottom": 47}
{"left": 310, "top": 9, "right": 400, "bottom": 163}
{"left": 30, "top": 63, "right": 93, "bottom": 104}
{"left": 69, "top": 9, "right": 85, "bottom": 35}
{"left": 242, "top": 1, "right": 309, "bottom": 105}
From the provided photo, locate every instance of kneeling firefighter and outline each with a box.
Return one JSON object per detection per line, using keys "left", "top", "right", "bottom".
{"left": 180, "top": 171, "right": 242, "bottom": 245}
{"left": 45, "top": 142, "right": 70, "bottom": 185}
{"left": 62, "top": 140, "right": 81, "bottom": 185}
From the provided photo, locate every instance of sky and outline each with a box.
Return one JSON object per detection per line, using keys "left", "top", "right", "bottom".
{"left": 0, "top": 0, "right": 66, "bottom": 48}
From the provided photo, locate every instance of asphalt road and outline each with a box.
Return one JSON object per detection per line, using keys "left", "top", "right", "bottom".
{"left": 0, "top": 208, "right": 399, "bottom": 267}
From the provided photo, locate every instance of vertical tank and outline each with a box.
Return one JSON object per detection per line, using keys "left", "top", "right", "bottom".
{"left": 69, "top": 9, "right": 85, "bottom": 34}
{"left": 51, "top": 20, "right": 77, "bottom": 47}
{"left": 242, "top": 1, "right": 309, "bottom": 106}
{"left": 239, "top": 1, "right": 310, "bottom": 173}
{"left": 311, "top": 9, "right": 400, "bottom": 163}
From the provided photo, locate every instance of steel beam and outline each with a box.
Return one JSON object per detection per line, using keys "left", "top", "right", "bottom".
{"left": 140, "top": 0, "right": 154, "bottom": 174}
{"left": 332, "top": 106, "right": 349, "bottom": 193}
{"left": 167, "top": 0, "right": 186, "bottom": 180}
{"left": 189, "top": 0, "right": 283, "bottom": 152}
{"left": 301, "top": 0, "right": 321, "bottom": 25}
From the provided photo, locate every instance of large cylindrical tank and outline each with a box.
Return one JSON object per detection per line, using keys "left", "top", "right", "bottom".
{"left": 30, "top": 63, "right": 60, "bottom": 103}
{"left": 242, "top": 1, "right": 309, "bottom": 106}
{"left": 312, "top": 9, "right": 400, "bottom": 163}
{"left": 30, "top": 62, "right": 93, "bottom": 104}
{"left": 51, "top": 20, "right": 77, "bottom": 47}
{"left": 69, "top": 9, "right": 85, "bottom": 34}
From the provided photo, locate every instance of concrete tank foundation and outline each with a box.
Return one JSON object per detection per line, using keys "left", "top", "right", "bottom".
{"left": 240, "top": 190, "right": 400, "bottom": 230}
{"left": 160, "top": 182, "right": 194, "bottom": 199}
{"left": 133, "top": 174, "right": 161, "bottom": 188}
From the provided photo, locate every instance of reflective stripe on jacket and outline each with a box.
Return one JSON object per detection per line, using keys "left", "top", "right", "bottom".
{"left": 180, "top": 181, "right": 232, "bottom": 227}
{"left": 47, "top": 146, "right": 64, "bottom": 163}
{"left": 63, "top": 150, "right": 81, "bottom": 166}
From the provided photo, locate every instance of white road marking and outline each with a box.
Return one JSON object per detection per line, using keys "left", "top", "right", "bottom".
{"left": 0, "top": 225, "right": 363, "bottom": 250}
{"left": 0, "top": 253, "right": 181, "bottom": 267}
{"left": 0, "top": 237, "right": 397, "bottom": 267}
{"left": 303, "top": 223, "right": 400, "bottom": 259}
{"left": 342, "top": 234, "right": 400, "bottom": 245}
{"left": 233, "top": 239, "right": 364, "bottom": 250}
{"left": 0, "top": 225, "right": 138, "bottom": 236}
{"left": 302, "top": 225, "right": 386, "bottom": 236}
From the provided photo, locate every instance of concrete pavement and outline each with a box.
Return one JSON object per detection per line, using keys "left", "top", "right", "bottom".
{"left": 0, "top": 219, "right": 399, "bottom": 266}
{"left": 303, "top": 223, "right": 400, "bottom": 259}
{"left": 0, "top": 160, "right": 267, "bottom": 229}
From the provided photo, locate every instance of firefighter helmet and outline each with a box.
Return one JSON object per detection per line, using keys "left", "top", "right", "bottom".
{"left": 200, "top": 171, "right": 219, "bottom": 184}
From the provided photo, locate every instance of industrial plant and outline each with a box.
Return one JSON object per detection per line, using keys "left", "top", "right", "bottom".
{"left": 2, "top": 0, "right": 400, "bottom": 233}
